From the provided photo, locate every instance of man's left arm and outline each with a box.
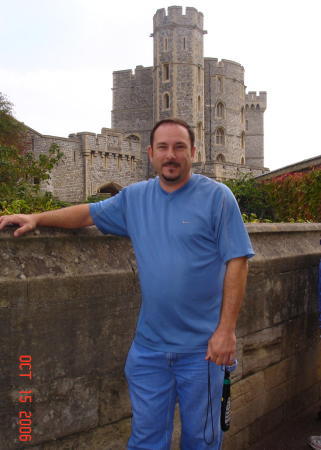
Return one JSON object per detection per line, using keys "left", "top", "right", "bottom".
{"left": 205, "top": 256, "right": 249, "bottom": 365}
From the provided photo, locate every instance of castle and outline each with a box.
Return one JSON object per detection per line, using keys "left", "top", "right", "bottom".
{"left": 30, "top": 6, "right": 268, "bottom": 203}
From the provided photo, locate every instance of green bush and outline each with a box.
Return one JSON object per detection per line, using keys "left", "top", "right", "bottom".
{"left": 225, "top": 169, "right": 321, "bottom": 223}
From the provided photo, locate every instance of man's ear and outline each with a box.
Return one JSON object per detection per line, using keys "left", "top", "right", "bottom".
{"left": 147, "top": 145, "right": 153, "bottom": 163}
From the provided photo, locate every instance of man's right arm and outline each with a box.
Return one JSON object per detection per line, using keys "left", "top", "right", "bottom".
{"left": 0, "top": 204, "right": 93, "bottom": 237}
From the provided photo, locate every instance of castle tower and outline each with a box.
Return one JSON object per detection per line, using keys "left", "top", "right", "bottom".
{"left": 204, "top": 59, "right": 246, "bottom": 165}
{"left": 245, "top": 91, "right": 267, "bottom": 167}
{"left": 152, "top": 6, "right": 207, "bottom": 161}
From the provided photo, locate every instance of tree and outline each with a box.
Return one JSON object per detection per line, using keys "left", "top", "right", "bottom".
{"left": 0, "top": 92, "right": 65, "bottom": 214}
{"left": 0, "top": 92, "right": 28, "bottom": 150}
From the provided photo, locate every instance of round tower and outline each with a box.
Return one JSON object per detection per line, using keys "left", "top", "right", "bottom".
{"left": 152, "top": 6, "right": 207, "bottom": 161}
{"left": 204, "top": 58, "right": 246, "bottom": 165}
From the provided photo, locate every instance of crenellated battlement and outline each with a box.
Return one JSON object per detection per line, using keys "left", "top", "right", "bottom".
{"left": 113, "top": 66, "right": 153, "bottom": 90}
{"left": 204, "top": 58, "right": 244, "bottom": 82}
{"left": 154, "top": 5, "right": 203, "bottom": 29}
{"left": 245, "top": 91, "right": 267, "bottom": 109}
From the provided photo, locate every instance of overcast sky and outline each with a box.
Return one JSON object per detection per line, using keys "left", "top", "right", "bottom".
{"left": 1, "top": 0, "right": 320, "bottom": 171}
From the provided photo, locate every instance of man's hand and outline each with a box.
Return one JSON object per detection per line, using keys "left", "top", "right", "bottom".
{"left": 0, "top": 214, "right": 37, "bottom": 237}
{"left": 205, "top": 257, "right": 248, "bottom": 366}
{"left": 0, "top": 204, "right": 93, "bottom": 237}
{"left": 205, "top": 327, "right": 236, "bottom": 365}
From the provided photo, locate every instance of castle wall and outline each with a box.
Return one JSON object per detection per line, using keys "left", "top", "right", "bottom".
{"left": 75, "top": 129, "right": 142, "bottom": 199}
{"left": 1, "top": 224, "right": 320, "bottom": 449}
{"left": 192, "top": 161, "right": 268, "bottom": 182}
{"left": 112, "top": 66, "right": 153, "bottom": 176}
{"left": 245, "top": 91, "right": 267, "bottom": 167}
{"left": 30, "top": 128, "right": 142, "bottom": 203}
{"left": 31, "top": 133, "right": 85, "bottom": 203}
{"left": 204, "top": 58, "right": 246, "bottom": 165}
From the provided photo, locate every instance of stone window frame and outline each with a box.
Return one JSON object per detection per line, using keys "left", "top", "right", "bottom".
{"left": 117, "top": 154, "right": 122, "bottom": 170}
{"left": 216, "top": 153, "right": 225, "bottom": 162}
{"left": 163, "top": 92, "right": 170, "bottom": 110}
{"left": 215, "top": 127, "right": 225, "bottom": 146}
{"left": 215, "top": 101, "right": 225, "bottom": 119}
{"left": 217, "top": 76, "right": 223, "bottom": 93}
{"left": 104, "top": 153, "right": 108, "bottom": 169}
{"left": 197, "top": 121, "right": 202, "bottom": 140}
{"left": 241, "top": 131, "right": 245, "bottom": 149}
{"left": 241, "top": 106, "right": 245, "bottom": 124}
{"left": 197, "top": 95, "right": 201, "bottom": 112}
{"left": 163, "top": 63, "right": 170, "bottom": 82}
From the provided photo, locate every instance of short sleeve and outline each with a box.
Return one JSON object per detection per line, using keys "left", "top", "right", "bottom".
{"left": 213, "top": 184, "right": 255, "bottom": 263}
{"left": 89, "top": 190, "right": 129, "bottom": 236}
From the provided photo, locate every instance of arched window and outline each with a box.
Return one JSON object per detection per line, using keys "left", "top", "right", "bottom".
{"left": 245, "top": 120, "right": 249, "bottom": 131}
{"left": 215, "top": 128, "right": 225, "bottom": 145}
{"left": 216, "top": 153, "right": 225, "bottom": 162}
{"left": 164, "top": 38, "right": 168, "bottom": 51}
{"left": 241, "top": 132, "right": 245, "bottom": 149}
{"left": 198, "top": 95, "right": 201, "bottom": 112}
{"left": 241, "top": 156, "right": 245, "bottom": 165}
{"left": 163, "top": 64, "right": 170, "bottom": 81}
{"left": 216, "top": 102, "right": 224, "bottom": 119}
{"left": 256, "top": 104, "right": 260, "bottom": 110}
{"left": 251, "top": 104, "right": 255, "bottom": 110}
{"left": 183, "top": 37, "right": 186, "bottom": 50}
{"left": 198, "top": 66, "right": 201, "bottom": 84}
{"left": 217, "top": 76, "right": 223, "bottom": 93}
{"left": 198, "top": 151, "right": 202, "bottom": 162}
{"left": 241, "top": 107, "right": 244, "bottom": 123}
{"left": 164, "top": 93, "right": 170, "bottom": 109}
{"left": 197, "top": 122, "right": 202, "bottom": 140}
{"left": 245, "top": 104, "right": 249, "bottom": 111}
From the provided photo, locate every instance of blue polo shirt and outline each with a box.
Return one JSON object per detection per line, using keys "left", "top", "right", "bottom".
{"left": 90, "top": 174, "right": 254, "bottom": 352}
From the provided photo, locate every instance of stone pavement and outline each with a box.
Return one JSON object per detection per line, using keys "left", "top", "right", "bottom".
{"left": 248, "top": 405, "right": 321, "bottom": 450}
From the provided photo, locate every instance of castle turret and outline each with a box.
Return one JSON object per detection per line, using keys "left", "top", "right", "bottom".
{"left": 204, "top": 58, "right": 246, "bottom": 165}
{"left": 245, "top": 91, "right": 267, "bottom": 167}
{"left": 152, "top": 6, "right": 207, "bottom": 161}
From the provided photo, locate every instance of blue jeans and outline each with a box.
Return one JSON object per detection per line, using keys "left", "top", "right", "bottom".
{"left": 124, "top": 341, "right": 225, "bottom": 449}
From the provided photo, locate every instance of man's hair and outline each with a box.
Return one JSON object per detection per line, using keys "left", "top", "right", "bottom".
{"left": 150, "top": 118, "right": 195, "bottom": 148}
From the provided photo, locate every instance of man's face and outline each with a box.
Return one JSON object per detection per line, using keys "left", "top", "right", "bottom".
{"left": 148, "top": 123, "right": 196, "bottom": 191}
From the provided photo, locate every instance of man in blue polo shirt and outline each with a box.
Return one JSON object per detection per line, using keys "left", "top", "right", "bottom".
{"left": 0, "top": 118, "right": 254, "bottom": 449}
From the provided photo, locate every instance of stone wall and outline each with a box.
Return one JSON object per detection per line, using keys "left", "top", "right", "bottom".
{"left": 29, "top": 127, "right": 142, "bottom": 202}
{"left": 1, "top": 223, "right": 320, "bottom": 449}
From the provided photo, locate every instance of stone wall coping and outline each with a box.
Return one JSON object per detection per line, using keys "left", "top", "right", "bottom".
{"left": 246, "top": 222, "right": 321, "bottom": 233}
{"left": 1, "top": 223, "right": 320, "bottom": 241}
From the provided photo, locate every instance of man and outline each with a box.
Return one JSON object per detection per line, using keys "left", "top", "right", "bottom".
{"left": 0, "top": 118, "right": 254, "bottom": 449}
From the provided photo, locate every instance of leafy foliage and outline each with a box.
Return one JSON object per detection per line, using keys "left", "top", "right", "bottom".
{"left": 0, "top": 92, "right": 28, "bottom": 150}
{"left": 0, "top": 92, "right": 66, "bottom": 215}
{"left": 225, "top": 169, "right": 321, "bottom": 222}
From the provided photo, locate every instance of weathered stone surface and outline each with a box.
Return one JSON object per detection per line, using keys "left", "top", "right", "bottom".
{"left": 248, "top": 406, "right": 284, "bottom": 446}
{"left": 242, "top": 325, "right": 284, "bottom": 377}
{"left": 1, "top": 223, "right": 321, "bottom": 449}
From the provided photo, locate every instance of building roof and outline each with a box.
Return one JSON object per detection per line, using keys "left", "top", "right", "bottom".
{"left": 256, "top": 154, "right": 321, "bottom": 180}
